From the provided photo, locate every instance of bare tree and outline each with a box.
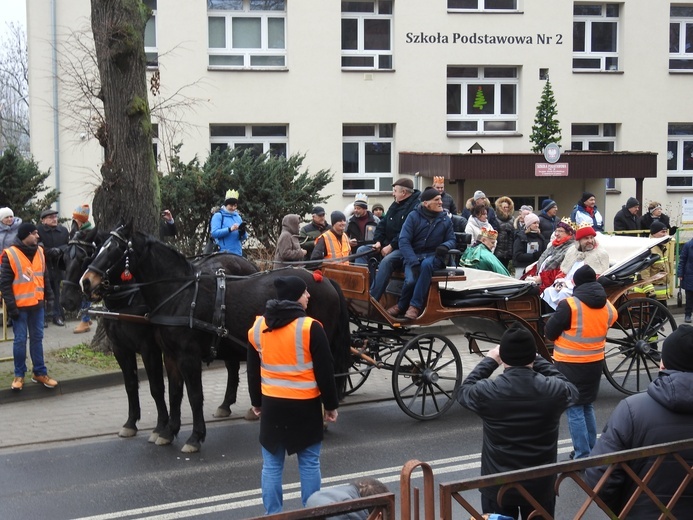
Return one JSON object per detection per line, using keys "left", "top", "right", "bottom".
{"left": 0, "top": 23, "right": 29, "bottom": 153}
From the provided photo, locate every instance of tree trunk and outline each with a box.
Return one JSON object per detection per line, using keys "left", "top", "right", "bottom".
{"left": 90, "top": 0, "right": 159, "bottom": 233}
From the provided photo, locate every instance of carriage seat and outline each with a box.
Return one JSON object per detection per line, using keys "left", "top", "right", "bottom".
{"left": 599, "top": 252, "right": 660, "bottom": 287}
{"left": 440, "top": 283, "right": 539, "bottom": 308}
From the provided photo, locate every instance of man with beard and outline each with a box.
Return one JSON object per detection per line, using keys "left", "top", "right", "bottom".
{"left": 541, "top": 223, "right": 609, "bottom": 310}
{"left": 346, "top": 193, "right": 378, "bottom": 254}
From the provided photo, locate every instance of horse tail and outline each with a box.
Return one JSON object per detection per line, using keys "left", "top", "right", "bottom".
{"left": 327, "top": 277, "right": 351, "bottom": 400}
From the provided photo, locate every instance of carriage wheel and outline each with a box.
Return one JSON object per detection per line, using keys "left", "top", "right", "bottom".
{"left": 392, "top": 333, "right": 462, "bottom": 421}
{"left": 344, "top": 355, "right": 372, "bottom": 395}
{"left": 603, "top": 298, "right": 677, "bottom": 395}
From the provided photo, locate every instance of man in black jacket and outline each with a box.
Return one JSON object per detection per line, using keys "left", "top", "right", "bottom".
{"left": 585, "top": 325, "right": 693, "bottom": 518}
{"left": 458, "top": 323, "right": 578, "bottom": 519}
{"left": 37, "top": 208, "right": 69, "bottom": 326}
{"left": 613, "top": 196, "right": 641, "bottom": 233}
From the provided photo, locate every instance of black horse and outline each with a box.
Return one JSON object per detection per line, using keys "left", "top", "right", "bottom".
{"left": 61, "top": 227, "right": 258, "bottom": 442}
{"left": 80, "top": 224, "right": 351, "bottom": 453}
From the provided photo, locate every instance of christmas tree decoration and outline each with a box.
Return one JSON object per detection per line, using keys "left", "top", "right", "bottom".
{"left": 529, "top": 78, "right": 563, "bottom": 153}
{"left": 472, "top": 86, "right": 488, "bottom": 111}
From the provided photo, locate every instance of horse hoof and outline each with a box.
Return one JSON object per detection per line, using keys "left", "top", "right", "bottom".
{"left": 213, "top": 407, "right": 231, "bottom": 418}
{"left": 148, "top": 432, "right": 160, "bottom": 443}
{"left": 119, "top": 427, "right": 137, "bottom": 438}
{"left": 181, "top": 443, "right": 199, "bottom": 453}
{"left": 155, "top": 436, "right": 172, "bottom": 446}
{"left": 244, "top": 408, "right": 259, "bottom": 421}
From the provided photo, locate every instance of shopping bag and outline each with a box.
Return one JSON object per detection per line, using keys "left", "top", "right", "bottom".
{"left": 677, "top": 287, "right": 683, "bottom": 308}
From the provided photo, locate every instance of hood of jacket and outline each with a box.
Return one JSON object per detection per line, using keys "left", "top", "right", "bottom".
{"left": 281, "top": 214, "right": 300, "bottom": 235}
{"left": 494, "top": 196, "right": 515, "bottom": 221}
{"left": 647, "top": 370, "right": 693, "bottom": 414}
{"left": 262, "top": 299, "right": 306, "bottom": 331}
{"left": 572, "top": 280, "right": 607, "bottom": 308}
{"left": 465, "top": 197, "right": 489, "bottom": 212}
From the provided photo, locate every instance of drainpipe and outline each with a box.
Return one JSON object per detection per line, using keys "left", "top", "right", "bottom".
{"left": 51, "top": 0, "right": 61, "bottom": 213}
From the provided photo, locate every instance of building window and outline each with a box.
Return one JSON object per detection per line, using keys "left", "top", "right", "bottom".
{"left": 446, "top": 66, "right": 518, "bottom": 134}
{"left": 670, "top": 5, "right": 693, "bottom": 70}
{"left": 342, "top": 124, "right": 394, "bottom": 192}
{"left": 573, "top": 3, "right": 619, "bottom": 71}
{"left": 144, "top": 0, "right": 158, "bottom": 67}
{"left": 152, "top": 123, "right": 160, "bottom": 167}
{"left": 341, "top": 0, "right": 393, "bottom": 70}
{"left": 571, "top": 123, "right": 617, "bottom": 189}
{"left": 210, "top": 124, "right": 288, "bottom": 158}
{"left": 207, "top": 0, "right": 286, "bottom": 69}
{"left": 447, "top": 0, "right": 518, "bottom": 12}
{"left": 667, "top": 123, "right": 693, "bottom": 188}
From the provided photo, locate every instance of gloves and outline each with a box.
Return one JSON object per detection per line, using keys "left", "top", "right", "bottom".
{"left": 47, "top": 247, "right": 62, "bottom": 260}
{"left": 435, "top": 245, "right": 450, "bottom": 261}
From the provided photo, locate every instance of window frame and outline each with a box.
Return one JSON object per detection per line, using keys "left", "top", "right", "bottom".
{"left": 571, "top": 123, "right": 617, "bottom": 189}
{"left": 446, "top": 66, "right": 519, "bottom": 135}
{"left": 341, "top": 0, "right": 394, "bottom": 71}
{"left": 342, "top": 124, "right": 394, "bottom": 194}
{"left": 669, "top": 5, "right": 693, "bottom": 71}
{"left": 144, "top": 0, "right": 158, "bottom": 68}
{"left": 447, "top": 0, "right": 520, "bottom": 13}
{"left": 207, "top": 0, "right": 287, "bottom": 70}
{"left": 572, "top": 3, "right": 620, "bottom": 72}
{"left": 209, "top": 124, "right": 289, "bottom": 158}
{"left": 667, "top": 123, "right": 693, "bottom": 189}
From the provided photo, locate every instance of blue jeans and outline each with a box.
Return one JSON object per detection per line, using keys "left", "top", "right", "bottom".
{"left": 261, "top": 442, "right": 322, "bottom": 514}
{"left": 13, "top": 305, "right": 47, "bottom": 377}
{"left": 354, "top": 245, "right": 374, "bottom": 266}
{"left": 397, "top": 254, "right": 442, "bottom": 311}
{"left": 370, "top": 250, "right": 404, "bottom": 301}
{"left": 80, "top": 300, "right": 91, "bottom": 323}
{"left": 566, "top": 403, "right": 597, "bottom": 459}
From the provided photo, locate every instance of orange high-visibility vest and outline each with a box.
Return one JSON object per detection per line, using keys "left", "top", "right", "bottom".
{"left": 316, "top": 230, "right": 350, "bottom": 263}
{"left": 4, "top": 246, "right": 46, "bottom": 308}
{"left": 553, "top": 297, "right": 617, "bottom": 363}
{"left": 248, "top": 315, "right": 321, "bottom": 400}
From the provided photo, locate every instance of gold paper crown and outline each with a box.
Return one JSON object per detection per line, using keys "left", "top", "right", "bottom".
{"left": 560, "top": 216, "right": 577, "bottom": 230}
{"left": 433, "top": 176, "right": 445, "bottom": 185}
{"left": 576, "top": 221, "right": 593, "bottom": 231}
{"left": 480, "top": 227, "right": 498, "bottom": 240}
{"left": 225, "top": 189, "right": 239, "bottom": 200}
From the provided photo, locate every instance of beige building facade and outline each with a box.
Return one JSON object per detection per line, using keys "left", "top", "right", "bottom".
{"left": 27, "top": 1, "right": 693, "bottom": 229}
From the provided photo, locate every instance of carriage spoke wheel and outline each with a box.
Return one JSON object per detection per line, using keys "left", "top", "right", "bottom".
{"left": 345, "top": 345, "right": 375, "bottom": 396}
{"left": 603, "top": 298, "right": 677, "bottom": 395}
{"left": 392, "top": 333, "right": 462, "bottom": 421}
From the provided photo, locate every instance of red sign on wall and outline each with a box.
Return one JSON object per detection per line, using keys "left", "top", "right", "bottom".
{"left": 535, "top": 163, "right": 569, "bottom": 176}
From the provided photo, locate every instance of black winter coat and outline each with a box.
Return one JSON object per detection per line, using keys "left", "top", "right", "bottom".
{"left": 585, "top": 371, "right": 693, "bottom": 518}
{"left": 545, "top": 281, "right": 610, "bottom": 404}
{"left": 538, "top": 211, "right": 556, "bottom": 242}
{"left": 37, "top": 223, "right": 69, "bottom": 270}
{"left": 677, "top": 238, "right": 693, "bottom": 291}
{"left": 613, "top": 206, "right": 641, "bottom": 233}
{"left": 458, "top": 357, "right": 578, "bottom": 500}
{"left": 494, "top": 216, "right": 515, "bottom": 262}
{"left": 372, "top": 190, "right": 421, "bottom": 250}
{"left": 639, "top": 212, "right": 671, "bottom": 236}
{"left": 247, "top": 300, "right": 339, "bottom": 455}
{"left": 512, "top": 231, "right": 547, "bottom": 269}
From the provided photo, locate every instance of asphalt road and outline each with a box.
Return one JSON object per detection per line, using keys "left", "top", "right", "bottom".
{"left": 0, "top": 380, "right": 626, "bottom": 520}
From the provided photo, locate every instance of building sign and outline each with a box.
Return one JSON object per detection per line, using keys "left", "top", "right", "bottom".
{"left": 535, "top": 163, "right": 569, "bottom": 176}
{"left": 682, "top": 197, "right": 693, "bottom": 224}
{"left": 405, "top": 32, "right": 564, "bottom": 45}
{"left": 543, "top": 143, "right": 561, "bottom": 164}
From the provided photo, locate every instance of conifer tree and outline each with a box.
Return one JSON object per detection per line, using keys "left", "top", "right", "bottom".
{"left": 529, "top": 78, "right": 562, "bottom": 153}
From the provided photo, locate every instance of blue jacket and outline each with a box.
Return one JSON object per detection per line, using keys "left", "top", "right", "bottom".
{"left": 210, "top": 207, "right": 246, "bottom": 256}
{"left": 399, "top": 205, "right": 456, "bottom": 267}
{"left": 677, "top": 238, "right": 693, "bottom": 291}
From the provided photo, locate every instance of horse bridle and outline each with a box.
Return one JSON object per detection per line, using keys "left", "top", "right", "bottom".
{"left": 61, "top": 237, "right": 98, "bottom": 291}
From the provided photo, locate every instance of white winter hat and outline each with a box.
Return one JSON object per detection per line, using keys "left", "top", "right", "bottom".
{"left": 0, "top": 208, "right": 14, "bottom": 221}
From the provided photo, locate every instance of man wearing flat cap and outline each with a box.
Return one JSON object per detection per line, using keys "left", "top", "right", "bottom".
{"left": 458, "top": 323, "right": 578, "bottom": 518}
{"left": 37, "top": 208, "right": 69, "bottom": 326}
{"left": 545, "top": 265, "right": 617, "bottom": 461}
{"left": 247, "top": 275, "right": 338, "bottom": 514}
{"left": 310, "top": 211, "right": 351, "bottom": 264}
{"left": 367, "top": 178, "right": 420, "bottom": 301}
{"left": 299, "top": 206, "right": 331, "bottom": 261}
{"left": 585, "top": 325, "right": 693, "bottom": 517}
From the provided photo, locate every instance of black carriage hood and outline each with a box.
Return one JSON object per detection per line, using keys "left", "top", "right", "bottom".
{"left": 572, "top": 280, "right": 607, "bottom": 309}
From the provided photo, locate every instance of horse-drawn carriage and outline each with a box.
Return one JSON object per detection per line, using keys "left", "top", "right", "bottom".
{"left": 321, "top": 232, "right": 676, "bottom": 421}
{"left": 69, "top": 226, "right": 674, "bottom": 451}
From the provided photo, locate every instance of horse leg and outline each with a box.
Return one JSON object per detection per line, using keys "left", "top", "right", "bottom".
{"left": 139, "top": 341, "right": 169, "bottom": 443}
{"left": 156, "top": 355, "right": 183, "bottom": 446}
{"left": 113, "top": 346, "right": 140, "bottom": 438}
{"left": 214, "top": 358, "right": 240, "bottom": 418}
{"left": 181, "top": 364, "right": 206, "bottom": 454}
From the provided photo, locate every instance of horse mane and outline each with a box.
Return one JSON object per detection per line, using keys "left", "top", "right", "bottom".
{"left": 134, "top": 231, "right": 196, "bottom": 276}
